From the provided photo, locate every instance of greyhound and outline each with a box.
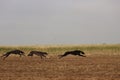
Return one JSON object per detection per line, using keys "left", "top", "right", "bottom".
{"left": 58, "top": 50, "right": 86, "bottom": 59}
{"left": 1, "top": 49, "right": 25, "bottom": 60}
{"left": 28, "top": 51, "right": 48, "bottom": 59}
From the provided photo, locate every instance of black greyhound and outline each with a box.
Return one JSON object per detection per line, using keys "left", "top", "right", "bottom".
{"left": 58, "top": 50, "right": 86, "bottom": 59}
{"left": 28, "top": 51, "right": 48, "bottom": 59}
{"left": 1, "top": 50, "right": 25, "bottom": 60}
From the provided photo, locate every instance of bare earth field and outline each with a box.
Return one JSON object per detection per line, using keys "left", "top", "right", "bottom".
{"left": 0, "top": 55, "right": 120, "bottom": 80}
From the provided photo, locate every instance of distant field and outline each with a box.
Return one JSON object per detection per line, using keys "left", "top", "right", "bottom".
{"left": 0, "top": 44, "right": 120, "bottom": 56}
{"left": 0, "top": 44, "right": 120, "bottom": 80}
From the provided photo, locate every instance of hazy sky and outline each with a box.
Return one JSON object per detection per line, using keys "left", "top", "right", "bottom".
{"left": 0, "top": 0, "right": 120, "bottom": 45}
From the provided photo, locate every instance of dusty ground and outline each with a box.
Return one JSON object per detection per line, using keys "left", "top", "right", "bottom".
{"left": 0, "top": 55, "right": 120, "bottom": 80}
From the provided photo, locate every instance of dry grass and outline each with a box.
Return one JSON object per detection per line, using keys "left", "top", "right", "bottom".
{"left": 0, "top": 44, "right": 120, "bottom": 80}
{"left": 0, "top": 56, "right": 120, "bottom": 80}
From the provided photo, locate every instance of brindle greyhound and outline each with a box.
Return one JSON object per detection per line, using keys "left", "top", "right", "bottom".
{"left": 1, "top": 50, "right": 25, "bottom": 60}
{"left": 58, "top": 50, "right": 86, "bottom": 59}
{"left": 28, "top": 51, "right": 48, "bottom": 59}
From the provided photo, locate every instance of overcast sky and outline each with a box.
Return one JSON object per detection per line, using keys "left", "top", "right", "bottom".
{"left": 0, "top": 0, "right": 120, "bottom": 45}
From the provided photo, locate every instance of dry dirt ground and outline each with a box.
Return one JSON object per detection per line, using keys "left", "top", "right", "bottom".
{"left": 0, "top": 55, "right": 120, "bottom": 80}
